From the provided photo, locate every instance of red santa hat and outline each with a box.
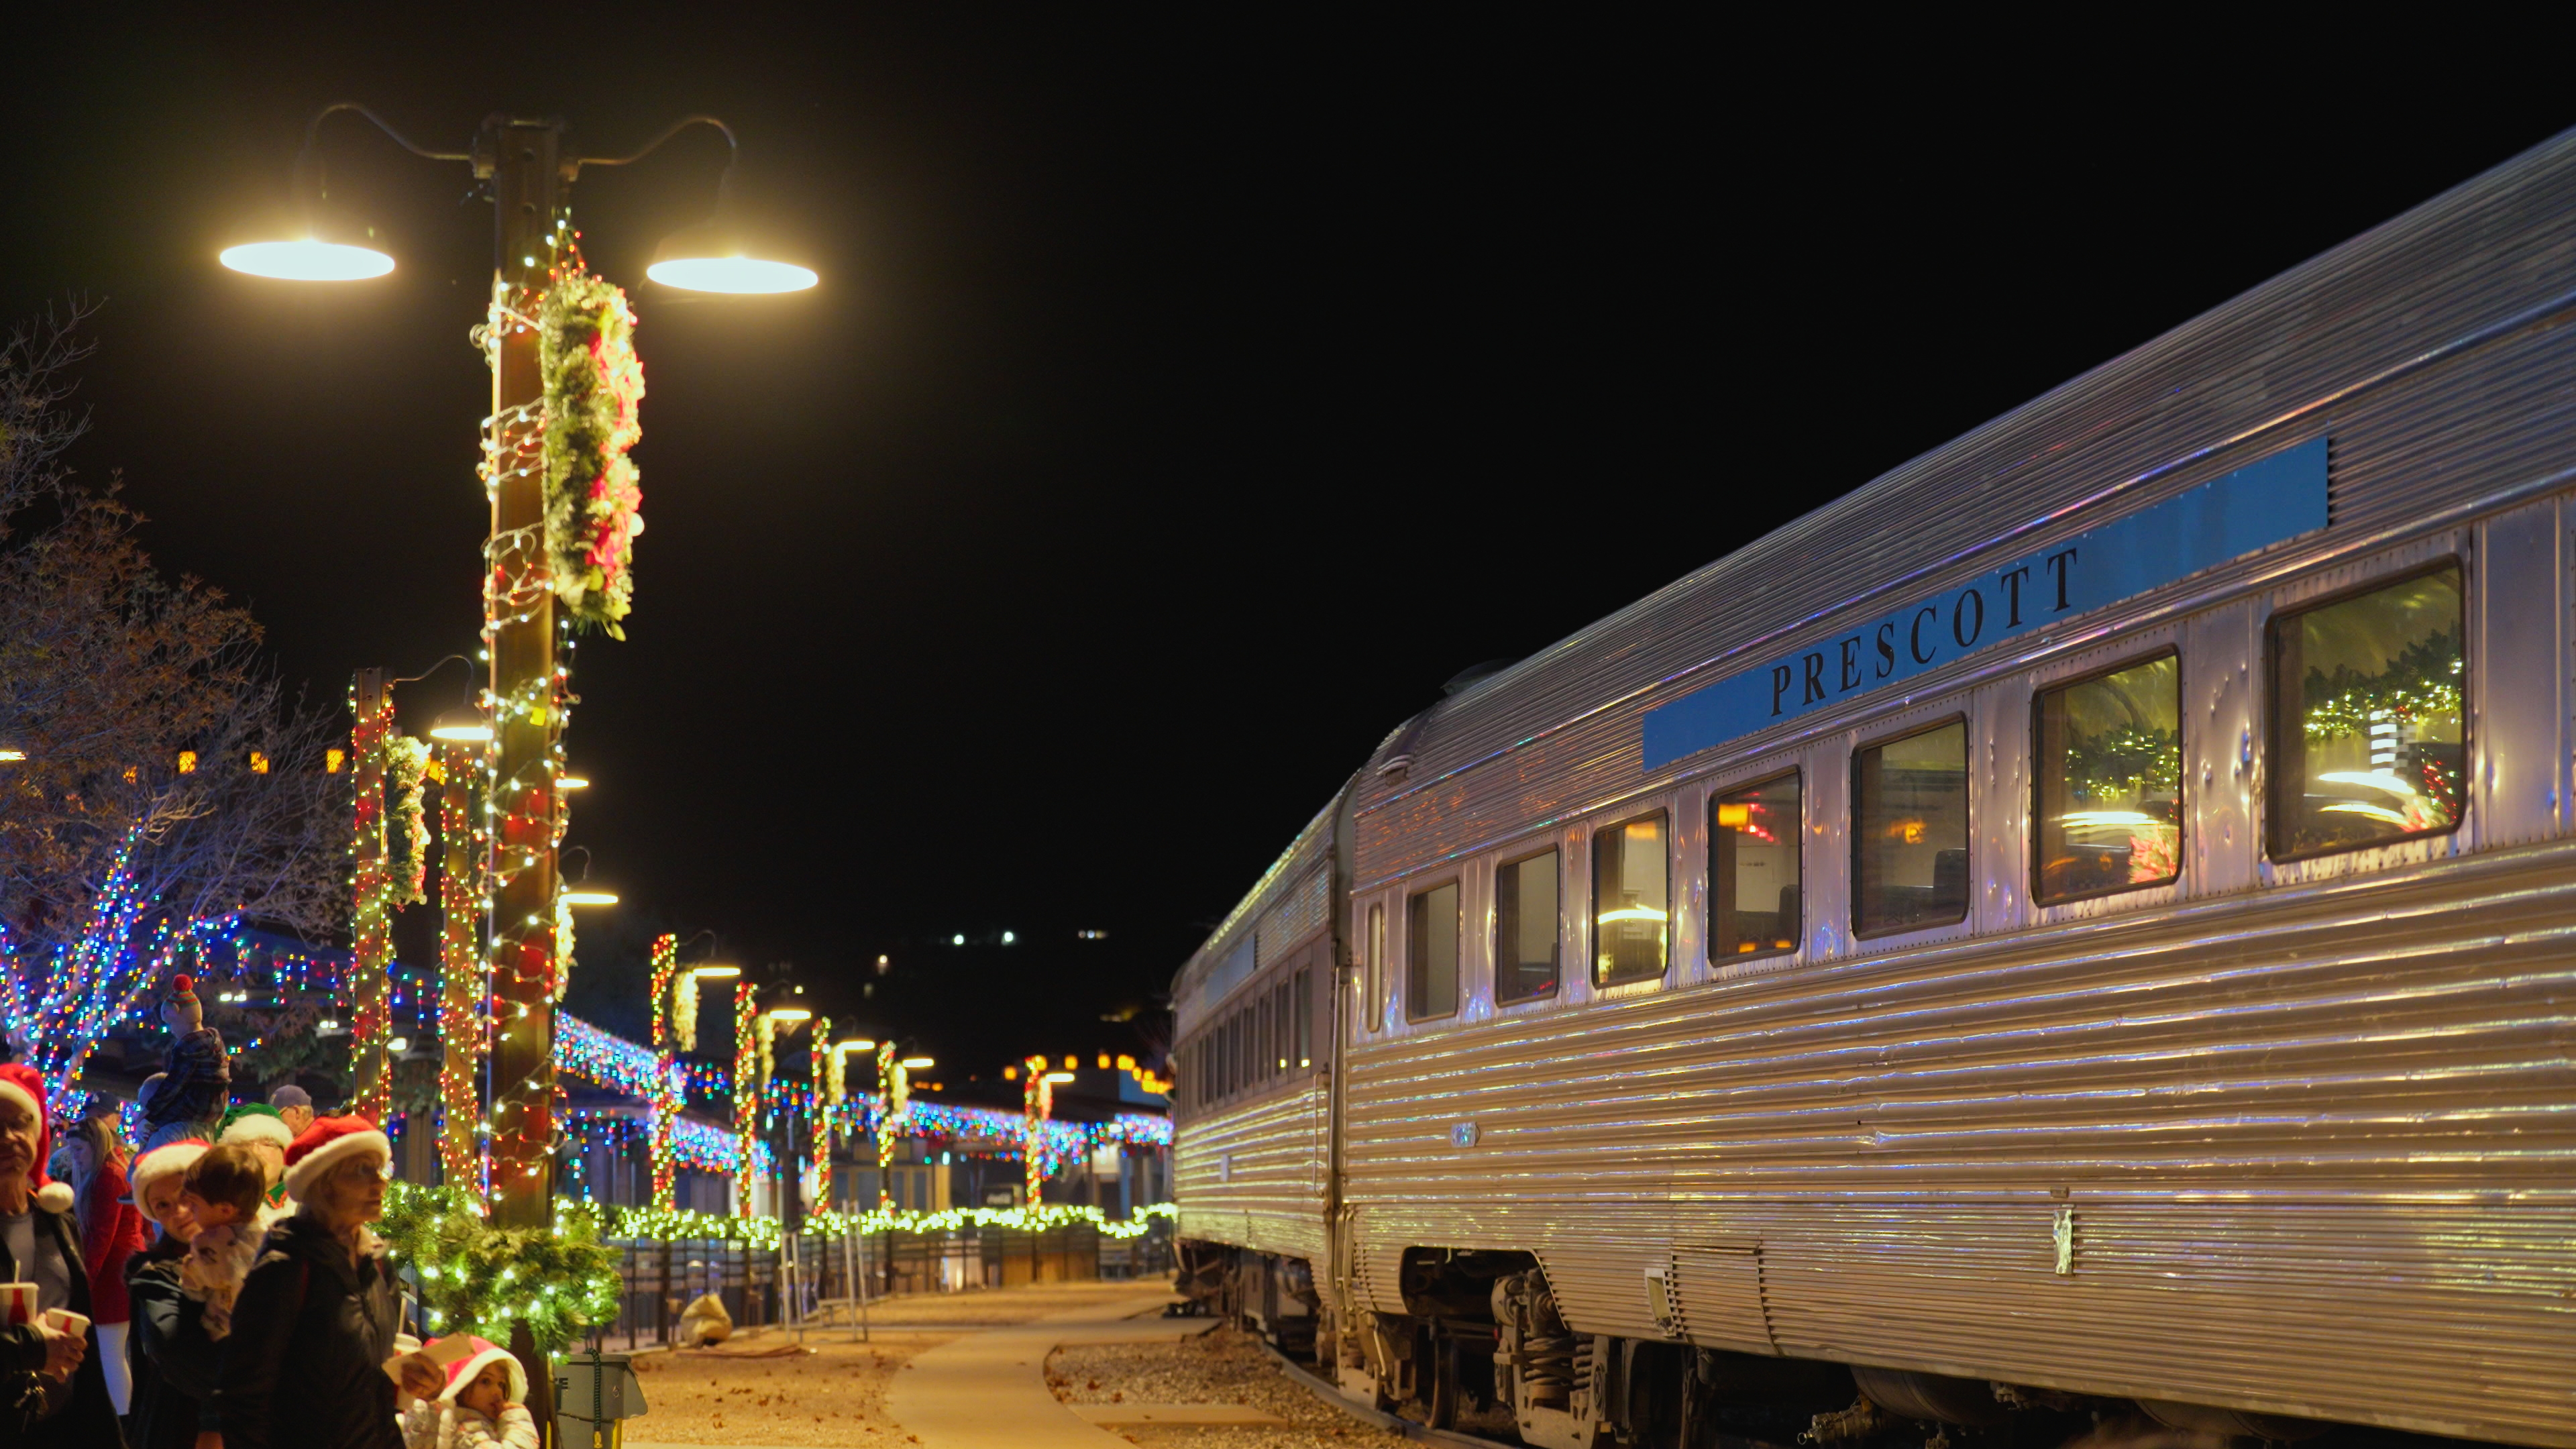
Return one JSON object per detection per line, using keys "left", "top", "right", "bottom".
{"left": 437, "top": 1336, "right": 527, "bottom": 1406}
{"left": 282, "top": 1113, "right": 390, "bottom": 1199}
{"left": 166, "top": 973, "right": 201, "bottom": 1008}
{"left": 0, "top": 1064, "right": 76, "bottom": 1214}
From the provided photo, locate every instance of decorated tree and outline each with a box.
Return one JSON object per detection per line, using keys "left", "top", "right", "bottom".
{"left": 0, "top": 311, "right": 340, "bottom": 1097}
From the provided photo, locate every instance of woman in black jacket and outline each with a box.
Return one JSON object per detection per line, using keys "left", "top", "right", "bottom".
{"left": 0, "top": 1063, "right": 125, "bottom": 1448}
{"left": 214, "top": 1116, "right": 403, "bottom": 1449}
{"left": 125, "top": 1140, "right": 218, "bottom": 1449}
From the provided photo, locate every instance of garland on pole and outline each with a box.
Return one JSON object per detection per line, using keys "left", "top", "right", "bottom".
{"left": 874, "top": 1042, "right": 904, "bottom": 1212}
{"left": 387, "top": 735, "right": 433, "bottom": 907}
{"left": 590, "top": 1199, "right": 1178, "bottom": 1249}
{"left": 1022, "top": 1054, "right": 1052, "bottom": 1207}
{"left": 435, "top": 744, "right": 486, "bottom": 1195}
{"left": 806, "top": 1014, "right": 833, "bottom": 1212}
{"left": 647, "top": 933, "right": 680, "bottom": 1212}
{"left": 347, "top": 672, "right": 396, "bottom": 1126}
{"left": 538, "top": 269, "right": 645, "bottom": 638}
{"left": 732, "top": 981, "right": 757, "bottom": 1217}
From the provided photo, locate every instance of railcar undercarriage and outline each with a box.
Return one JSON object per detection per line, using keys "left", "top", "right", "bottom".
{"left": 1178, "top": 1245, "right": 2510, "bottom": 1449}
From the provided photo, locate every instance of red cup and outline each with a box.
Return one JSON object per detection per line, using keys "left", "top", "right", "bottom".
{"left": 0, "top": 1283, "right": 36, "bottom": 1327}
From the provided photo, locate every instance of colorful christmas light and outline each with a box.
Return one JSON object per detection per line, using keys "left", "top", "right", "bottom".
{"left": 648, "top": 932, "right": 680, "bottom": 1212}
{"left": 347, "top": 673, "right": 397, "bottom": 1124}
{"left": 436, "top": 741, "right": 485, "bottom": 1194}
{"left": 733, "top": 981, "right": 757, "bottom": 1216}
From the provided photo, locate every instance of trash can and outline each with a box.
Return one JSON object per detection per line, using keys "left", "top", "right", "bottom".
{"left": 555, "top": 1349, "right": 648, "bottom": 1449}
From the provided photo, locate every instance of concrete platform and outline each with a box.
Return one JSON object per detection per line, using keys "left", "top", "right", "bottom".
{"left": 883, "top": 1287, "right": 1210, "bottom": 1448}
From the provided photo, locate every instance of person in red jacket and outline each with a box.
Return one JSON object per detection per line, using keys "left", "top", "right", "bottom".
{"left": 61, "top": 1110, "right": 149, "bottom": 1417}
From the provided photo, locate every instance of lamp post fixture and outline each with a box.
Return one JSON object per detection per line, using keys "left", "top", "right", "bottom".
{"left": 873, "top": 1044, "right": 933, "bottom": 1212}
{"left": 649, "top": 947, "right": 739, "bottom": 1212}
{"left": 225, "top": 104, "right": 813, "bottom": 1229}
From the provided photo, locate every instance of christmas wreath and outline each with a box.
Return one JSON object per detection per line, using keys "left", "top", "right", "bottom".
{"left": 539, "top": 270, "right": 645, "bottom": 638}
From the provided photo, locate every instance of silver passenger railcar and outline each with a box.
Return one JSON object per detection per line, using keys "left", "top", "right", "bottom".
{"left": 1172, "top": 129, "right": 2576, "bottom": 1449}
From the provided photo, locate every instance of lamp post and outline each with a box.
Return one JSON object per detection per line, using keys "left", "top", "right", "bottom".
{"left": 874, "top": 1044, "right": 933, "bottom": 1213}
{"left": 225, "top": 104, "right": 814, "bottom": 1229}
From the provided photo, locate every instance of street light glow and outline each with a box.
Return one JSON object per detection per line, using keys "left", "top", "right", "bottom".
{"left": 645, "top": 256, "right": 818, "bottom": 294}
{"left": 900, "top": 1056, "right": 934, "bottom": 1069}
{"left": 1043, "top": 1071, "right": 1077, "bottom": 1084}
{"left": 689, "top": 965, "right": 741, "bottom": 980}
{"left": 834, "top": 1038, "right": 876, "bottom": 1055}
{"left": 767, "top": 1007, "right": 812, "bottom": 1023}
{"left": 561, "top": 890, "right": 619, "bottom": 906}
{"left": 219, "top": 239, "right": 395, "bottom": 281}
{"left": 0, "top": 749, "right": 23, "bottom": 763}
{"left": 429, "top": 722, "right": 493, "bottom": 742}
{"left": 557, "top": 775, "right": 589, "bottom": 790}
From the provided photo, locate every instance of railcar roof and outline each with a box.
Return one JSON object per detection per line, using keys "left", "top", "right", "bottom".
{"left": 1349, "top": 127, "right": 2576, "bottom": 824}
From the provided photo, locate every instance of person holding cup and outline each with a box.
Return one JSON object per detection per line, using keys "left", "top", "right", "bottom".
{"left": 0, "top": 1061, "right": 125, "bottom": 1446}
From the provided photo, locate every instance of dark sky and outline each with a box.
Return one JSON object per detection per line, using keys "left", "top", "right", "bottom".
{"left": 3, "top": 12, "right": 2564, "bottom": 1079}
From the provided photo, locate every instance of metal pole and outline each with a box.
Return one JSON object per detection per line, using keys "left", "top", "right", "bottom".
{"left": 482, "top": 113, "right": 566, "bottom": 1229}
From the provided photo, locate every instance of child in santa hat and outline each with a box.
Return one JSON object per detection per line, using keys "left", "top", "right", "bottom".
{"left": 397, "top": 1336, "right": 539, "bottom": 1449}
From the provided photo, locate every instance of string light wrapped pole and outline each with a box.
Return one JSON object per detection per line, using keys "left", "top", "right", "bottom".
{"left": 435, "top": 741, "right": 486, "bottom": 1193}
{"left": 874, "top": 1043, "right": 908, "bottom": 1213}
{"left": 806, "top": 1014, "right": 832, "bottom": 1216}
{"left": 647, "top": 934, "right": 678, "bottom": 1211}
{"left": 347, "top": 669, "right": 396, "bottom": 1124}
{"left": 1022, "top": 1055, "right": 1051, "bottom": 1207}
{"left": 733, "top": 982, "right": 758, "bottom": 1217}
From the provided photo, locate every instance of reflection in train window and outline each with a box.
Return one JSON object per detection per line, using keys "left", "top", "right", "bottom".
{"left": 1711, "top": 772, "right": 1800, "bottom": 959}
{"left": 1493, "top": 848, "right": 1561, "bottom": 1005}
{"left": 1294, "top": 967, "right": 1313, "bottom": 1068}
{"left": 1407, "top": 881, "right": 1460, "bottom": 1020}
{"left": 2269, "top": 564, "right": 2465, "bottom": 859}
{"left": 2036, "top": 655, "right": 2182, "bottom": 903}
{"left": 1853, "top": 719, "right": 1969, "bottom": 936}
{"left": 1592, "top": 812, "right": 1670, "bottom": 987}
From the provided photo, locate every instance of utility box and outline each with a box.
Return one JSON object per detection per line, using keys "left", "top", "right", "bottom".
{"left": 555, "top": 1351, "right": 647, "bottom": 1449}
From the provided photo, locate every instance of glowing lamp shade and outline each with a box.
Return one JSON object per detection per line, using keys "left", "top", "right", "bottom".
{"left": 557, "top": 775, "right": 590, "bottom": 790}
{"left": 767, "top": 1007, "right": 813, "bottom": 1023}
{"left": 561, "top": 890, "right": 619, "bottom": 907}
{"left": 900, "top": 1056, "right": 934, "bottom": 1070}
{"left": 646, "top": 255, "right": 817, "bottom": 293}
{"left": 429, "top": 722, "right": 492, "bottom": 742}
{"left": 835, "top": 1038, "right": 876, "bottom": 1055}
{"left": 220, "top": 239, "right": 394, "bottom": 281}
{"left": 690, "top": 964, "right": 741, "bottom": 980}
{"left": 1042, "top": 1071, "right": 1077, "bottom": 1084}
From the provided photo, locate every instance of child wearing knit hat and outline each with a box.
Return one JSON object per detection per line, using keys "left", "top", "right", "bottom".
{"left": 396, "top": 1336, "right": 539, "bottom": 1449}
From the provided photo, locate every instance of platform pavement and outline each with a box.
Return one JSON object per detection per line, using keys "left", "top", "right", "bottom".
{"left": 881, "top": 1284, "right": 1211, "bottom": 1448}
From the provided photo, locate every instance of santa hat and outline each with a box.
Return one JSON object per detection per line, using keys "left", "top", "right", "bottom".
{"left": 0, "top": 1065, "right": 76, "bottom": 1214}
{"left": 282, "top": 1113, "right": 390, "bottom": 1199}
{"left": 128, "top": 1140, "right": 209, "bottom": 1207}
{"left": 437, "top": 1336, "right": 527, "bottom": 1406}
{"left": 166, "top": 975, "right": 201, "bottom": 1009}
{"left": 219, "top": 1103, "right": 294, "bottom": 1149}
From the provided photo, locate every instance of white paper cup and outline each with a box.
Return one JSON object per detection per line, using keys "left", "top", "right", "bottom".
{"left": 0, "top": 1283, "right": 36, "bottom": 1327}
{"left": 41, "top": 1308, "right": 89, "bottom": 1338}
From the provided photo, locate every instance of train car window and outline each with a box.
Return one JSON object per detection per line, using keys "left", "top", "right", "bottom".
{"left": 1711, "top": 772, "right": 1801, "bottom": 959}
{"left": 2268, "top": 564, "right": 2465, "bottom": 860}
{"left": 1493, "top": 848, "right": 1562, "bottom": 1004}
{"left": 2035, "top": 654, "right": 2182, "bottom": 903}
{"left": 1592, "top": 812, "right": 1670, "bottom": 987}
{"left": 1407, "top": 881, "right": 1461, "bottom": 1020}
{"left": 1294, "top": 967, "right": 1313, "bottom": 1068}
{"left": 1365, "top": 903, "right": 1386, "bottom": 1033}
{"left": 1852, "top": 718, "right": 1970, "bottom": 936}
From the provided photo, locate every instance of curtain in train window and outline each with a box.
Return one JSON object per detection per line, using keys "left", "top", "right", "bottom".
{"left": 1592, "top": 812, "right": 1670, "bottom": 987}
{"left": 2036, "top": 655, "right": 2182, "bottom": 902}
{"left": 1712, "top": 773, "right": 1800, "bottom": 959}
{"left": 1852, "top": 720, "right": 1969, "bottom": 935}
{"left": 1407, "top": 881, "right": 1460, "bottom": 1020}
{"left": 1493, "top": 848, "right": 1561, "bottom": 1004}
{"left": 2269, "top": 564, "right": 2465, "bottom": 859}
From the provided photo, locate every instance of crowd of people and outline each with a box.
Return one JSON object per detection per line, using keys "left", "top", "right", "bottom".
{"left": 0, "top": 976, "right": 542, "bottom": 1449}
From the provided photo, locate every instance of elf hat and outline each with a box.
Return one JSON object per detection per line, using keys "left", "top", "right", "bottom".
{"left": 438, "top": 1337, "right": 527, "bottom": 1406}
{"left": 219, "top": 1103, "right": 294, "bottom": 1150}
{"left": 128, "top": 1140, "right": 209, "bottom": 1208}
{"left": 0, "top": 1065, "right": 76, "bottom": 1214}
{"left": 282, "top": 1114, "right": 390, "bottom": 1199}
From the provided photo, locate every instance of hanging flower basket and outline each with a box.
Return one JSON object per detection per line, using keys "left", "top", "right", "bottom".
{"left": 538, "top": 271, "right": 645, "bottom": 637}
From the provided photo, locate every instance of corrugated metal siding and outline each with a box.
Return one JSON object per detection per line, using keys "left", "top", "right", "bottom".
{"left": 1341, "top": 843, "right": 2576, "bottom": 1446}
{"left": 1257, "top": 866, "right": 1332, "bottom": 968}
{"left": 1172, "top": 1079, "right": 1328, "bottom": 1263}
{"left": 1348, "top": 131, "right": 2576, "bottom": 885}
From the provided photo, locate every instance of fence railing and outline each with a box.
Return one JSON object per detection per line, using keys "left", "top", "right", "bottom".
{"left": 590, "top": 1215, "right": 1173, "bottom": 1348}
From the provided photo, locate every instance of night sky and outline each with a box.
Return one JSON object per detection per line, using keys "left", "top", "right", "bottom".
{"left": 2, "top": 13, "right": 2564, "bottom": 1081}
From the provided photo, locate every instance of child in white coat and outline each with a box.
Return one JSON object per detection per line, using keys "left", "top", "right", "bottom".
{"left": 398, "top": 1336, "right": 540, "bottom": 1449}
